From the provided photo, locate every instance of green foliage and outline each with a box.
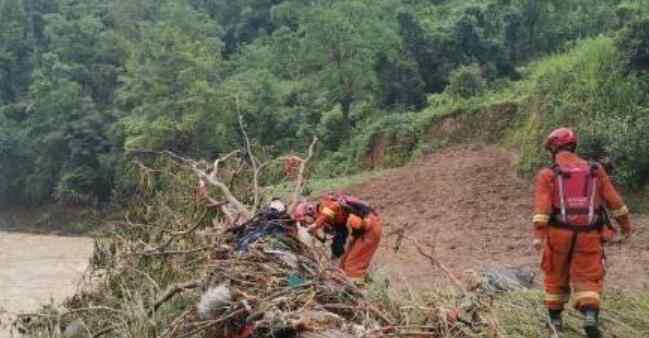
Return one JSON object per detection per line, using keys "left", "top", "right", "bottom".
{"left": 375, "top": 51, "right": 427, "bottom": 110}
{"left": 447, "top": 63, "right": 486, "bottom": 99}
{"left": 617, "top": 16, "right": 649, "bottom": 72}
{"left": 118, "top": 0, "right": 222, "bottom": 152}
{"left": 3, "top": 0, "right": 649, "bottom": 207}
{"left": 0, "top": 0, "right": 32, "bottom": 103}
{"left": 298, "top": 1, "right": 400, "bottom": 132}
{"left": 511, "top": 37, "right": 649, "bottom": 187}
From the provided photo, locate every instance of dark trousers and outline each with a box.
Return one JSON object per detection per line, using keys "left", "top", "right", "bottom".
{"left": 331, "top": 226, "right": 349, "bottom": 258}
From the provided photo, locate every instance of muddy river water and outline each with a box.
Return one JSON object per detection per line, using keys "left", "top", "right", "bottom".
{"left": 0, "top": 232, "right": 94, "bottom": 337}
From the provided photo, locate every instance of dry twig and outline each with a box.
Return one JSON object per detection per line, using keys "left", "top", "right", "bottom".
{"left": 289, "top": 136, "right": 319, "bottom": 212}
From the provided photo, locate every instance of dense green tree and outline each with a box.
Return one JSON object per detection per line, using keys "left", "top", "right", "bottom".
{"left": 0, "top": 110, "right": 32, "bottom": 206}
{"left": 2, "top": 0, "right": 649, "bottom": 207}
{"left": 0, "top": 0, "right": 32, "bottom": 104}
{"left": 117, "top": 0, "right": 223, "bottom": 152}
{"left": 23, "top": 52, "right": 113, "bottom": 204}
{"left": 299, "top": 1, "right": 399, "bottom": 135}
{"left": 617, "top": 17, "right": 649, "bottom": 72}
{"left": 375, "top": 51, "right": 427, "bottom": 110}
{"left": 43, "top": 2, "right": 122, "bottom": 106}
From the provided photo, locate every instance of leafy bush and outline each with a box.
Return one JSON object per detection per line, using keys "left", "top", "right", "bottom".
{"left": 511, "top": 37, "right": 649, "bottom": 187}
{"left": 351, "top": 113, "right": 420, "bottom": 168}
{"left": 616, "top": 17, "right": 649, "bottom": 72}
{"left": 447, "top": 64, "right": 487, "bottom": 98}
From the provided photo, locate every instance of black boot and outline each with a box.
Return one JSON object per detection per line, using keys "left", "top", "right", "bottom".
{"left": 548, "top": 309, "right": 563, "bottom": 333}
{"left": 583, "top": 308, "right": 602, "bottom": 338}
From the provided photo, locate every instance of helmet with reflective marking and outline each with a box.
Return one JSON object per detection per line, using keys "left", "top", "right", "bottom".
{"left": 544, "top": 128, "right": 577, "bottom": 153}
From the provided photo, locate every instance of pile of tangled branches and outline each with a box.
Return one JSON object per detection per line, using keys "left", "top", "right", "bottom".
{"left": 16, "top": 136, "right": 501, "bottom": 338}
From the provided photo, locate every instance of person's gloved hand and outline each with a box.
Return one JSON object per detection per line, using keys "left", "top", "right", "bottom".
{"left": 533, "top": 238, "right": 544, "bottom": 252}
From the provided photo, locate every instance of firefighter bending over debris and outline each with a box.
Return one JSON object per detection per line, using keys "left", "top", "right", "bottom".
{"left": 533, "top": 128, "right": 633, "bottom": 338}
{"left": 292, "top": 194, "right": 383, "bottom": 283}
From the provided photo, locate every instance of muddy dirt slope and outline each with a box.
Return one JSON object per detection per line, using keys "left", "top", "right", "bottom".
{"left": 345, "top": 145, "right": 649, "bottom": 291}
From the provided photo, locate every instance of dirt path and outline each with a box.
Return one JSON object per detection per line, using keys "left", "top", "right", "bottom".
{"left": 0, "top": 232, "right": 94, "bottom": 336}
{"left": 346, "top": 145, "right": 649, "bottom": 291}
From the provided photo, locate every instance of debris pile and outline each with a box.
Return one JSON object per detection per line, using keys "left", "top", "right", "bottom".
{"left": 155, "top": 205, "right": 387, "bottom": 338}
{"left": 14, "top": 145, "right": 497, "bottom": 338}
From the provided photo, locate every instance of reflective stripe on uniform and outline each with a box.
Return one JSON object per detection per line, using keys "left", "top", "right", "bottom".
{"left": 321, "top": 207, "right": 336, "bottom": 219}
{"left": 611, "top": 205, "right": 629, "bottom": 218}
{"left": 545, "top": 292, "right": 570, "bottom": 303}
{"left": 574, "top": 291, "right": 600, "bottom": 302}
{"left": 533, "top": 214, "right": 550, "bottom": 224}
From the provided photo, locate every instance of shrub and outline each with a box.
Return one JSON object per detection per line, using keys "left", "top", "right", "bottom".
{"left": 447, "top": 64, "right": 487, "bottom": 99}
{"left": 616, "top": 17, "right": 649, "bottom": 72}
{"left": 511, "top": 37, "right": 649, "bottom": 187}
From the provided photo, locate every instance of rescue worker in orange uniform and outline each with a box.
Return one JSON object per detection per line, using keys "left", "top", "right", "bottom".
{"left": 292, "top": 194, "right": 383, "bottom": 282}
{"left": 533, "top": 128, "right": 632, "bottom": 337}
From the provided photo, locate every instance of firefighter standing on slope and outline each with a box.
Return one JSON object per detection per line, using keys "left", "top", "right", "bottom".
{"left": 533, "top": 128, "right": 632, "bottom": 338}
{"left": 292, "top": 194, "right": 383, "bottom": 283}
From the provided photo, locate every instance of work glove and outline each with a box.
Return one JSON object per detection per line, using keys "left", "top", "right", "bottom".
{"left": 533, "top": 238, "right": 544, "bottom": 252}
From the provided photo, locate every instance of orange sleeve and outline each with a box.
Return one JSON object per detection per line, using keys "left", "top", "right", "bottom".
{"left": 533, "top": 168, "right": 554, "bottom": 239}
{"left": 312, "top": 200, "right": 340, "bottom": 231}
{"left": 346, "top": 214, "right": 366, "bottom": 231}
{"left": 597, "top": 166, "right": 632, "bottom": 235}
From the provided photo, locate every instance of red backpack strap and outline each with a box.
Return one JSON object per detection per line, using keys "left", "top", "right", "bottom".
{"left": 587, "top": 161, "right": 602, "bottom": 225}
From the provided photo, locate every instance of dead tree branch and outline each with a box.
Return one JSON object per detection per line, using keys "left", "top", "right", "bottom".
{"left": 139, "top": 221, "right": 206, "bottom": 255}
{"left": 133, "top": 159, "right": 162, "bottom": 176}
{"left": 151, "top": 280, "right": 201, "bottom": 314}
{"left": 129, "top": 149, "right": 253, "bottom": 221}
{"left": 414, "top": 241, "right": 468, "bottom": 295}
{"left": 209, "top": 150, "right": 240, "bottom": 178}
{"left": 289, "top": 136, "right": 319, "bottom": 212}
{"left": 401, "top": 235, "right": 468, "bottom": 295}
{"left": 237, "top": 112, "right": 261, "bottom": 213}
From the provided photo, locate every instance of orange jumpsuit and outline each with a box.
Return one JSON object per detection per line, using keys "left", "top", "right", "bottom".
{"left": 312, "top": 196, "right": 383, "bottom": 280}
{"left": 534, "top": 152, "right": 632, "bottom": 311}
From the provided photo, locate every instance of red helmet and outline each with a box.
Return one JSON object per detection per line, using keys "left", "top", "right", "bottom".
{"left": 292, "top": 201, "right": 317, "bottom": 223}
{"left": 544, "top": 128, "right": 577, "bottom": 152}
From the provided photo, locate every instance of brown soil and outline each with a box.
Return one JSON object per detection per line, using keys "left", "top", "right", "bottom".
{"left": 345, "top": 145, "right": 649, "bottom": 291}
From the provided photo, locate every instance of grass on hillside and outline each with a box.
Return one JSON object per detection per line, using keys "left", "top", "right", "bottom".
{"left": 365, "top": 270, "right": 649, "bottom": 338}
{"left": 493, "top": 289, "right": 649, "bottom": 338}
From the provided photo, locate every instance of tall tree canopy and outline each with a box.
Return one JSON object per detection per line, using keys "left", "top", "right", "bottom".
{"left": 1, "top": 0, "right": 648, "bottom": 207}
